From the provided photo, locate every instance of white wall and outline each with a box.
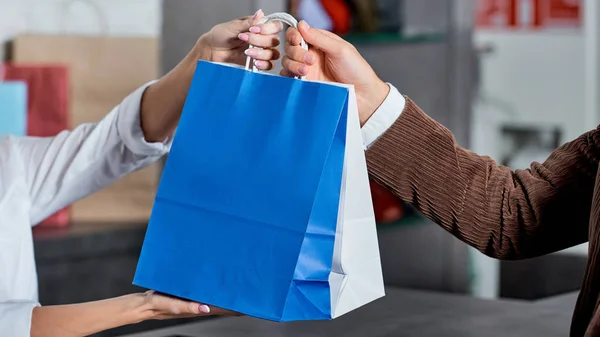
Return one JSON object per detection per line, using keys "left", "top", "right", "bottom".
{"left": 469, "top": 3, "right": 594, "bottom": 299}
{"left": 474, "top": 32, "right": 585, "bottom": 142}
{"left": 0, "top": 0, "right": 161, "bottom": 60}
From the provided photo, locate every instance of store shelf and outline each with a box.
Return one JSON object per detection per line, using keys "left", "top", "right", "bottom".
{"left": 344, "top": 32, "right": 446, "bottom": 45}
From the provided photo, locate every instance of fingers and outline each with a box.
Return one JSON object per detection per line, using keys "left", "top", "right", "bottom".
{"left": 244, "top": 47, "right": 280, "bottom": 62}
{"left": 282, "top": 56, "right": 309, "bottom": 77}
{"left": 285, "top": 27, "right": 304, "bottom": 47}
{"left": 248, "top": 9, "right": 264, "bottom": 26}
{"left": 297, "top": 20, "right": 344, "bottom": 55}
{"left": 146, "top": 291, "right": 210, "bottom": 317}
{"left": 285, "top": 22, "right": 347, "bottom": 57}
{"left": 238, "top": 33, "right": 280, "bottom": 48}
{"left": 247, "top": 8, "right": 284, "bottom": 35}
{"left": 282, "top": 40, "right": 316, "bottom": 76}
{"left": 253, "top": 60, "right": 275, "bottom": 71}
{"left": 159, "top": 307, "right": 241, "bottom": 319}
{"left": 158, "top": 307, "right": 242, "bottom": 320}
{"left": 237, "top": 9, "right": 283, "bottom": 49}
{"left": 279, "top": 68, "right": 295, "bottom": 78}
{"left": 251, "top": 21, "right": 284, "bottom": 35}
{"left": 284, "top": 42, "right": 314, "bottom": 65}
{"left": 231, "top": 9, "right": 264, "bottom": 34}
{"left": 144, "top": 291, "right": 243, "bottom": 321}
{"left": 237, "top": 10, "right": 282, "bottom": 67}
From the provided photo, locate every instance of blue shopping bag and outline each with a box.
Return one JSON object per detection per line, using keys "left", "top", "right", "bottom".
{"left": 134, "top": 11, "right": 384, "bottom": 322}
{"left": 0, "top": 81, "right": 27, "bottom": 137}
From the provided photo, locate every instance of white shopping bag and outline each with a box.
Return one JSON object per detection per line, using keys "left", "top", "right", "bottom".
{"left": 329, "top": 82, "right": 385, "bottom": 318}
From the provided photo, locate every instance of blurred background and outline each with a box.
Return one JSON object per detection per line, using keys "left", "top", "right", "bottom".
{"left": 0, "top": 0, "right": 591, "bottom": 336}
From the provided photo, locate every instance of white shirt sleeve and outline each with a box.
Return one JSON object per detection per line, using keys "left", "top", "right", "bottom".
{"left": 0, "top": 301, "right": 39, "bottom": 336}
{"left": 361, "top": 83, "right": 405, "bottom": 148}
{"left": 10, "top": 81, "right": 172, "bottom": 225}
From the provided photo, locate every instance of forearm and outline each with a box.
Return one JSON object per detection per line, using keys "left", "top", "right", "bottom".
{"left": 140, "top": 35, "right": 211, "bottom": 143}
{"left": 366, "top": 98, "right": 595, "bottom": 259}
{"left": 13, "top": 81, "right": 169, "bottom": 224}
{"left": 30, "top": 294, "right": 151, "bottom": 337}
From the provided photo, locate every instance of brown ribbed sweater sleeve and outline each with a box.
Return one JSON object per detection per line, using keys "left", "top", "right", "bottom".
{"left": 366, "top": 98, "right": 600, "bottom": 260}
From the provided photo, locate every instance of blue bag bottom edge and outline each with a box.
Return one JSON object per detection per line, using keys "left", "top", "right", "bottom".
{"left": 132, "top": 276, "right": 334, "bottom": 322}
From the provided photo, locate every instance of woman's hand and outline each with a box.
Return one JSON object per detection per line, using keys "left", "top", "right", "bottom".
{"left": 137, "top": 290, "right": 239, "bottom": 321}
{"left": 196, "top": 9, "right": 283, "bottom": 70}
{"left": 281, "top": 21, "right": 389, "bottom": 126}
{"left": 30, "top": 291, "right": 239, "bottom": 337}
{"left": 140, "top": 9, "right": 283, "bottom": 143}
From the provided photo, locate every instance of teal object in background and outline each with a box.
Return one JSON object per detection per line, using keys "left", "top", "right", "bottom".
{"left": 0, "top": 81, "right": 27, "bottom": 137}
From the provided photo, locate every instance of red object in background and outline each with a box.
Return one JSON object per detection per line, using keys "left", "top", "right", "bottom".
{"left": 476, "top": 0, "right": 581, "bottom": 30}
{"left": 319, "top": 0, "right": 352, "bottom": 34}
{"left": 476, "top": 0, "right": 517, "bottom": 28}
{"left": 4, "top": 64, "right": 71, "bottom": 227}
{"left": 548, "top": 0, "right": 580, "bottom": 19}
{"left": 535, "top": 0, "right": 581, "bottom": 28}
{"left": 370, "top": 180, "right": 404, "bottom": 224}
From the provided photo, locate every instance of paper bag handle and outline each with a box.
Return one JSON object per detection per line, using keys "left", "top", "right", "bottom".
{"left": 244, "top": 12, "right": 308, "bottom": 80}
{"left": 59, "top": 0, "right": 110, "bottom": 35}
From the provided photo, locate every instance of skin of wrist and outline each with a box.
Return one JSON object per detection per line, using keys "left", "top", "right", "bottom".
{"left": 123, "top": 293, "right": 155, "bottom": 324}
{"left": 194, "top": 34, "right": 213, "bottom": 62}
{"left": 357, "top": 79, "right": 390, "bottom": 126}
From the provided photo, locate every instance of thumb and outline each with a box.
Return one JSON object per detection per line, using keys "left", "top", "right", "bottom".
{"left": 230, "top": 9, "right": 264, "bottom": 33}
{"left": 298, "top": 21, "right": 343, "bottom": 55}
{"left": 248, "top": 9, "right": 265, "bottom": 27}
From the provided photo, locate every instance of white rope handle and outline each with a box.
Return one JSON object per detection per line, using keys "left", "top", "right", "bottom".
{"left": 244, "top": 12, "right": 308, "bottom": 80}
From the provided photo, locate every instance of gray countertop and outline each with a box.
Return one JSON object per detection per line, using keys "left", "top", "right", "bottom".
{"left": 121, "top": 288, "right": 577, "bottom": 337}
{"left": 32, "top": 223, "right": 581, "bottom": 336}
{"left": 536, "top": 291, "right": 578, "bottom": 308}
{"left": 33, "top": 222, "right": 147, "bottom": 262}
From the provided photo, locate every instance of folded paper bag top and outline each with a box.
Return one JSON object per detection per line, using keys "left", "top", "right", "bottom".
{"left": 133, "top": 12, "right": 384, "bottom": 322}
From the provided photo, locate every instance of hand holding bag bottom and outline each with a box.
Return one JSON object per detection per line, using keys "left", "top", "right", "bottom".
{"left": 134, "top": 16, "right": 384, "bottom": 320}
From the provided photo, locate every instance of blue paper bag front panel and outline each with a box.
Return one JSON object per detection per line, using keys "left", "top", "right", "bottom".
{"left": 0, "top": 82, "right": 27, "bottom": 137}
{"left": 134, "top": 61, "right": 349, "bottom": 321}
